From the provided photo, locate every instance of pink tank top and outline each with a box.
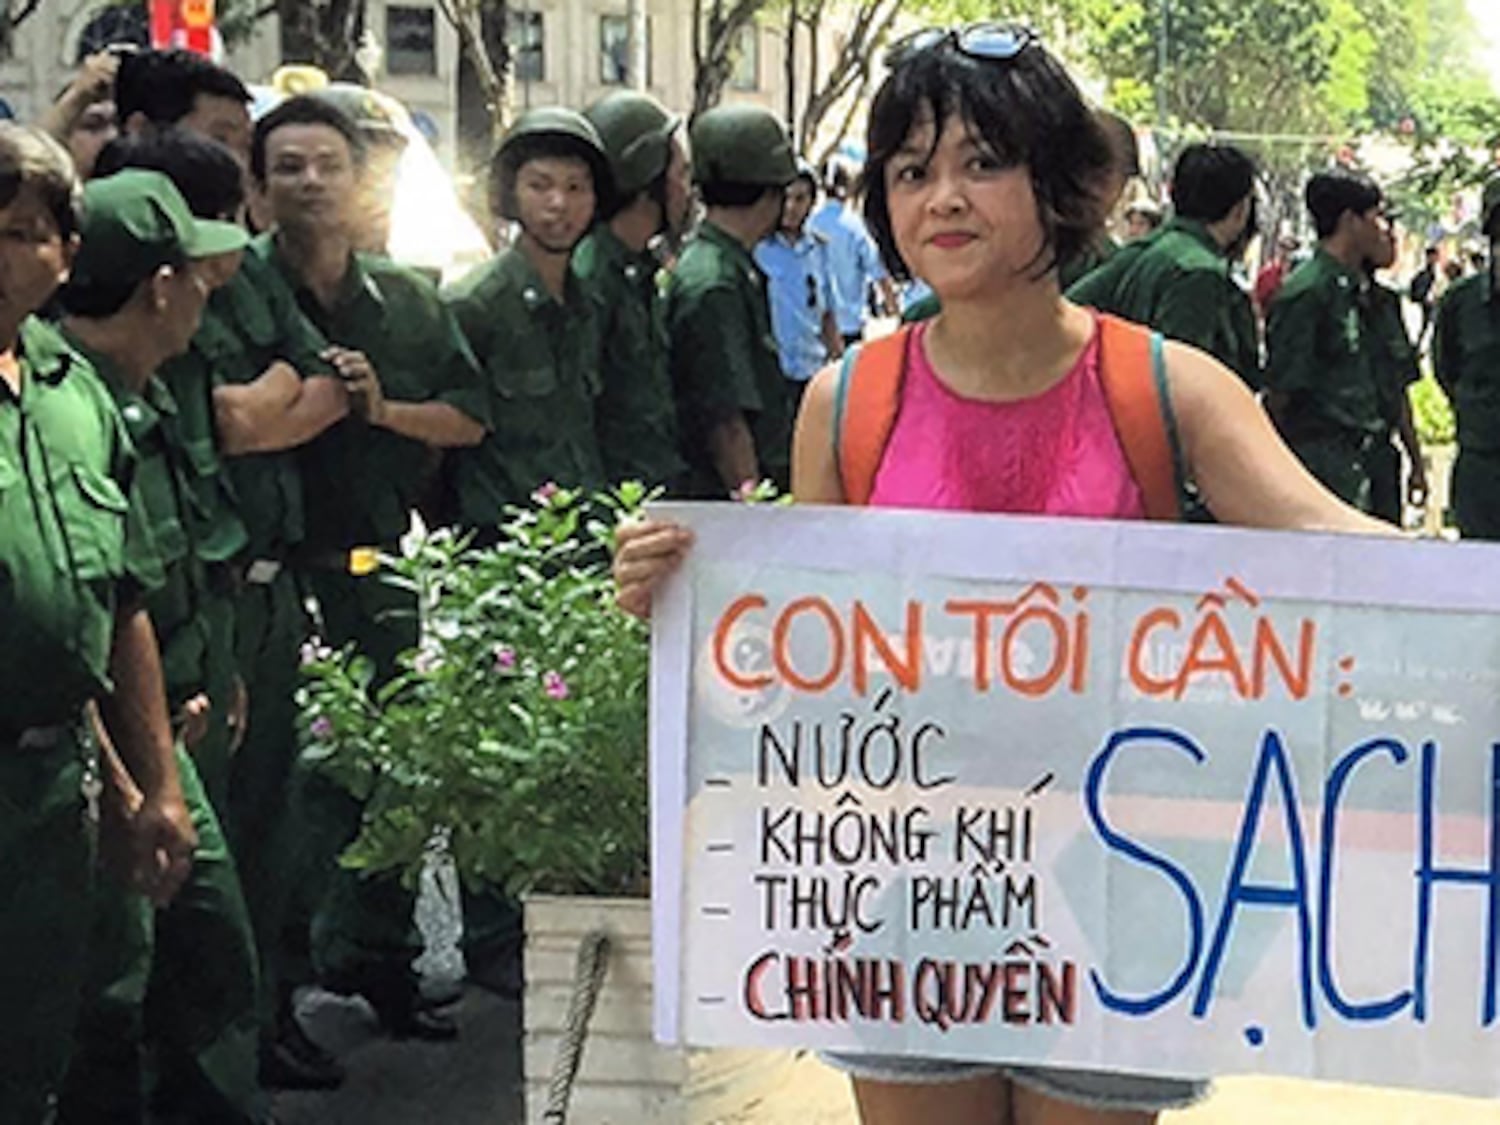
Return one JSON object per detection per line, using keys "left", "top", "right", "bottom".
{"left": 866, "top": 319, "right": 1146, "bottom": 518}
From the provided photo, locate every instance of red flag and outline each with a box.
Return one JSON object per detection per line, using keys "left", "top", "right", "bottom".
{"left": 149, "top": 0, "right": 218, "bottom": 56}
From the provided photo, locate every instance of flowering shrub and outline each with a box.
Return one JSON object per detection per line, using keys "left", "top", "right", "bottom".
{"left": 299, "top": 484, "right": 651, "bottom": 897}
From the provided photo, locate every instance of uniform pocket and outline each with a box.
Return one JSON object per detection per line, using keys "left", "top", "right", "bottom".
{"left": 62, "top": 462, "right": 128, "bottom": 580}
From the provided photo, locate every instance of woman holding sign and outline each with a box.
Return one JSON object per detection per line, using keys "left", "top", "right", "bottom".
{"left": 615, "top": 25, "right": 1389, "bottom": 1125}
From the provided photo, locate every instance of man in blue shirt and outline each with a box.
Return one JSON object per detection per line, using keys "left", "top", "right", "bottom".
{"left": 807, "top": 157, "right": 892, "bottom": 346}
{"left": 755, "top": 161, "right": 840, "bottom": 416}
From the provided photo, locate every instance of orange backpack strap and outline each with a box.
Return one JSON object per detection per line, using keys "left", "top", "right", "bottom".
{"left": 1096, "top": 313, "right": 1186, "bottom": 521}
{"left": 833, "top": 325, "right": 913, "bottom": 506}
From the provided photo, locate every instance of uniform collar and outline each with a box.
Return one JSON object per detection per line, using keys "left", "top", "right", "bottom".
{"left": 1163, "top": 217, "right": 1224, "bottom": 257}
{"left": 1312, "top": 246, "right": 1363, "bottom": 289}
{"left": 498, "top": 245, "right": 582, "bottom": 312}
{"left": 698, "top": 220, "right": 759, "bottom": 274}
{"left": 770, "top": 227, "right": 818, "bottom": 253}
{"left": 589, "top": 223, "right": 656, "bottom": 284}
{"left": 59, "top": 326, "right": 177, "bottom": 419}
{"left": 262, "top": 232, "right": 384, "bottom": 315}
{"left": 16, "top": 315, "right": 74, "bottom": 387}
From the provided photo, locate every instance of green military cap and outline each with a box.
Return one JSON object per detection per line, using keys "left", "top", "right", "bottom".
{"left": 1482, "top": 177, "right": 1500, "bottom": 233}
{"left": 312, "top": 84, "right": 409, "bottom": 149}
{"left": 495, "top": 106, "right": 612, "bottom": 199}
{"left": 71, "top": 170, "right": 247, "bottom": 290}
{"left": 690, "top": 103, "right": 795, "bottom": 188}
{"left": 583, "top": 90, "right": 678, "bottom": 197}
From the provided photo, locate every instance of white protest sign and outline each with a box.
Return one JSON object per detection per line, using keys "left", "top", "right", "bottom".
{"left": 649, "top": 502, "right": 1500, "bottom": 1096}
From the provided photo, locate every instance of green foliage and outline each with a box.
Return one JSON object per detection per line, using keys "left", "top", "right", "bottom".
{"left": 1410, "top": 374, "right": 1456, "bottom": 446}
{"left": 299, "top": 483, "right": 654, "bottom": 898}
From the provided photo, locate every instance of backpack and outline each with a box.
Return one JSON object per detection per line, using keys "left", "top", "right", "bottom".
{"left": 832, "top": 314, "right": 1188, "bottom": 520}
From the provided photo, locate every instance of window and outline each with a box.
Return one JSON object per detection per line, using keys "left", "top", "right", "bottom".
{"left": 508, "top": 10, "right": 546, "bottom": 83}
{"left": 729, "top": 23, "right": 759, "bottom": 91}
{"left": 599, "top": 15, "right": 652, "bottom": 86}
{"left": 386, "top": 6, "right": 438, "bottom": 75}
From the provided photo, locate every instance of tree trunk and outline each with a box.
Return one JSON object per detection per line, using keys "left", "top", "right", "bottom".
{"left": 279, "top": 0, "right": 367, "bottom": 79}
{"left": 435, "top": 0, "right": 511, "bottom": 142}
{"left": 0, "top": 0, "right": 42, "bottom": 57}
{"left": 798, "top": 0, "right": 897, "bottom": 155}
{"left": 783, "top": 0, "right": 798, "bottom": 136}
{"left": 691, "top": 0, "right": 768, "bottom": 118}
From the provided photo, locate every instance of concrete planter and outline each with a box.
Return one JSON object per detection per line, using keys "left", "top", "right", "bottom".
{"left": 522, "top": 894, "right": 792, "bottom": 1124}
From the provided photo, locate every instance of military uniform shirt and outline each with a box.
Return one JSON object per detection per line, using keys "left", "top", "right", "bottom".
{"left": 445, "top": 246, "right": 603, "bottom": 526}
{"left": 755, "top": 229, "right": 837, "bottom": 383}
{"left": 195, "top": 251, "right": 332, "bottom": 559}
{"left": 1067, "top": 217, "right": 1261, "bottom": 387}
{"left": 1434, "top": 270, "right": 1500, "bottom": 452}
{"left": 667, "top": 221, "right": 792, "bottom": 497}
{"left": 0, "top": 318, "right": 160, "bottom": 732}
{"left": 807, "top": 199, "right": 886, "bottom": 337}
{"left": 1365, "top": 280, "right": 1420, "bottom": 431}
{"left": 1057, "top": 234, "right": 1119, "bottom": 293}
{"left": 64, "top": 332, "right": 209, "bottom": 703}
{"left": 571, "top": 225, "right": 686, "bottom": 492}
{"left": 1264, "top": 249, "right": 1384, "bottom": 438}
{"left": 258, "top": 236, "right": 490, "bottom": 551}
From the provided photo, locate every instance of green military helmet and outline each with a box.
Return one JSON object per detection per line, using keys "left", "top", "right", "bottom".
{"left": 310, "top": 83, "right": 409, "bottom": 149}
{"left": 497, "top": 107, "right": 610, "bottom": 181}
{"left": 690, "top": 103, "right": 795, "bottom": 188}
{"left": 584, "top": 90, "right": 679, "bottom": 197}
{"left": 1482, "top": 177, "right": 1500, "bottom": 236}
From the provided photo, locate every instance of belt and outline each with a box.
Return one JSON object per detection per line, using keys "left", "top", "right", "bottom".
{"left": 297, "top": 546, "right": 382, "bottom": 577}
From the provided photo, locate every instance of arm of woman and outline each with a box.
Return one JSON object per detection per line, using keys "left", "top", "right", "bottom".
{"left": 1165, "top": 341, "right": 1394, "bottom": 537}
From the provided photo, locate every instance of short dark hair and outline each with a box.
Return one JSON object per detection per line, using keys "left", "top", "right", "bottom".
{"left": 93, "top": 128, "right": 244, "bottom": 220}
{"left": 251, "top": 95, "right": 367, "bottom": 184}
{"left": 0, "top": 122, "right": 82, "bottom": 240}
{"left": 862, "top": 36, "right": 1114, "bottom": 281}
{"left": 1426, "top": 245, "right": 1440, "bottom": 258}
{"left": 1305, "top": 170, "right": 1382, "bottom": 239}
{"left": 1096, "top": 110, "right": 1139, "bottom": 177}
{"left": 115, "top": 49, "right": 249, "bottom": 127}
{"left": 492, "top": 133, "right": 607, "bottom": 221}
{"left": 700, "top": 181, "right": 781, "bottom": 209}
{"left": 1171, "top": 144, "right": 1257, "bottom": 223}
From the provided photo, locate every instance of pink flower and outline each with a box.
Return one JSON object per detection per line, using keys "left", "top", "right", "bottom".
{"left": 731, "top": 478, "right": 758, "bottom": 502}
{"left": 310, "top": 715, "right": 334, "bottom": 740}
{"left": 493, "top": 644, "right": 517, "bottom": 672}
{"left": 300, "top": 640, "right": 332, "bottom": 666}
{"left": 542, "top": 671, "right": 569, "bottom": 700}
{"left": 532, "top": 481, "right": 561, "bottom": 505}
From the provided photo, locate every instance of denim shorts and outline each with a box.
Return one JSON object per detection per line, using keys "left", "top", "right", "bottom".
{"left": 819, "top": 1050, "right": 1209, "bottom": 1112}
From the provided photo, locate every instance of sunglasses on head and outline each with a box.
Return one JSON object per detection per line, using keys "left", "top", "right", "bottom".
{"left": 884, "top": 22, "right": 1039, "bottom": 68}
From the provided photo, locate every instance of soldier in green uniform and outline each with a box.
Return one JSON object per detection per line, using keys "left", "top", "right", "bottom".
{"left": 1068, "top": 142, "right": 1261, "bottom": 386}
{"left": 668, "top": 104, "right": 797, "bottom": 498}
{"left": 94, "top": 128, "right": 351, "bottom": 1088}
{"left": 444, "top": 107, "right": 609, "bottom": 534}
{"left": 1365, "top": 259, "right": 1428, "bottom": 525}
{"left": 93, "top": 132, "right": 249, "bottom": 813}
{"left": 1265, "top": 171, "right": 1393, "bottom": 512}
{"left": 575, "top": 90, "right": 693, "bottom": 494}
{"left": 0, "top": 122, "right": 196, "bottom": 1125}
{"left": 53, "top": 170, "right": 270, "bottom": 1124}
{"left": 252, "top": 94, "right": 488, "bottom": 1038}
{"left": 1435, "top": 178, "right": 1500, "bottom": 539}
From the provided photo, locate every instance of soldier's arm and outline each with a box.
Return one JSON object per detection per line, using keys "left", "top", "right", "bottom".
{"left": 1431, "top": 292, "right": 1459, "bottom": 395}
{"left": 707, "top": 416, "right": 760, "bottom": 495}
{"left": 672, "top": 283, "right": 767, "bottom": 490}
{"left": 213, "top": 362, "right": 349, "bottom": 454}
{"left": 100, "top": 607, "right": 196, "bottom": 904}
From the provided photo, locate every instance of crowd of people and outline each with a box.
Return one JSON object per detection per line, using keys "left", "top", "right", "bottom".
{"left": 2, "top": 19, "right": 1499, "bottom": 1125}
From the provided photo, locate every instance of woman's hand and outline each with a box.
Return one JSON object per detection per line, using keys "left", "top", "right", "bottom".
{"left": 613, "top": 518, "right": 695, "bottom": 620}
